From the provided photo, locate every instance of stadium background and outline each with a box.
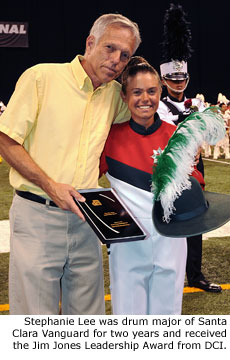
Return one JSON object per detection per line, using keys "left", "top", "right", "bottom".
{"left": 0, "top": 0, "right": 229, "bottom": 105}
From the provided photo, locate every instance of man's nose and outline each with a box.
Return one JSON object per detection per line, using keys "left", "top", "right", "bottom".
{"left": 111, "top": 50, "right": 121, "bottom": 65}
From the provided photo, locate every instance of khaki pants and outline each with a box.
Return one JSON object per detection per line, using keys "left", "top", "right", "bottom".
{"left": 9, "top": 194, "right": 105, "bottom": 315}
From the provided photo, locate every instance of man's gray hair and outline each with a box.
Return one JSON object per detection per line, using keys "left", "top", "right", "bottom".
{"left": 89, "top": 13, "right": 141, "bottom": 53}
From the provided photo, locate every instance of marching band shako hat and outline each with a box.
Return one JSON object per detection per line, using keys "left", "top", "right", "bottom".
{"left": 160, "top": 3, "right": 192, "bottom": 81}
{"left": 151, "top": 108, "right": 229, "bottom": 238}
{"left": 153, "top": 176, "right": 230, "bottom": 238}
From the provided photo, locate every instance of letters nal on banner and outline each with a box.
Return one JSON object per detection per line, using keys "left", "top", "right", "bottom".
{"left": 0, "top": 22, "right": 29, "bottom": 47}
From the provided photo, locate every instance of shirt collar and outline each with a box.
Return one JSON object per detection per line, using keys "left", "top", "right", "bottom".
{"left": 129, "top": 113, "right": 162, "bottom": 135}
{"left": 167, "top": 93, "right": 186, "bottom": 103}
{"left": 71, "top": 55, "right": 109, "bottom": 92}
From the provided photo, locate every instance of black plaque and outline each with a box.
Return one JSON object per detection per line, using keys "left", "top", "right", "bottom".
{"left": 75, "top": 188, "right": 146, "bottom": 244}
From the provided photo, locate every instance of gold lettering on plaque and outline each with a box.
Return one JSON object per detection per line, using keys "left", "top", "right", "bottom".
{"left": 111, "top": 221, "right": 130, "bottom": 228}
{"left": 92, "top": 200, "right": 102, "bottom": 206}
{"left": 104, "top": 212, "right": 117, "bottom": 216}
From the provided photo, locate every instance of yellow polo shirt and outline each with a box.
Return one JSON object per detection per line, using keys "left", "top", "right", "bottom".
{"left": 0, "top": 55, "right": 130, "bottom": 197}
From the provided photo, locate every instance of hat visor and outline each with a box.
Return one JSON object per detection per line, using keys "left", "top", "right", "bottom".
{"left": 153, "top": 191, "right": 230, "bottom": 238}
{"left": 164, "top": 73, "right": 189, "bottom": 80}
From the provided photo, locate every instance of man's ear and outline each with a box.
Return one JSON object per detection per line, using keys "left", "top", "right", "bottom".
{"left": 121, "top": 91, "right": 127, "bottom": 103}
{"left": 85, "top": 35, "right": 95, "bottom": 54}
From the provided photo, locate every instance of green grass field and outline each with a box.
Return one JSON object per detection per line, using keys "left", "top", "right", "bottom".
{"left": 0, "top": 156, "right": 230, "bottom": 315}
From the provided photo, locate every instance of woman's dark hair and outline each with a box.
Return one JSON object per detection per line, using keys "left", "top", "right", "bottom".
{"left": 121, "top": 56, "right": 161, "bottom": 94}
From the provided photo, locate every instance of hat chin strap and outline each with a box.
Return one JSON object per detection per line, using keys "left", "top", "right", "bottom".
{"left": 163, "top": 77, "right": 190, "bottom": 94}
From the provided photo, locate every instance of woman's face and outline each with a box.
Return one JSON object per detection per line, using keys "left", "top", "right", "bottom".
{"left": 122, "top": 71, "right": 161, "bottom": 128}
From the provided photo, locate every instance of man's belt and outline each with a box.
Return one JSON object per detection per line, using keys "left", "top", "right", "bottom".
{"left": 16, "top": 190, "right": 58, "bottom": 207}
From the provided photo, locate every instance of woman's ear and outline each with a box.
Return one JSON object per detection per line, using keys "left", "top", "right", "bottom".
{"left": 121, "top": 91, "right": 127, "bottom": 103}
{"left": 159, "top": 85, "right": 162, "bottom": 96}
{"left": 161, "top": 78, "right": 167, "bottom": 87}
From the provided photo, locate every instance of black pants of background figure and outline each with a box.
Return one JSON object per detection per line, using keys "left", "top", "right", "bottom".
{"left": 197, "top": 155, "right": 204, "bottom": 177}
{"left": 186, "top": 155, "right": 204, "bottom": 284}
{"left": 186, "top": 234, "right": 204, "bottom": 284}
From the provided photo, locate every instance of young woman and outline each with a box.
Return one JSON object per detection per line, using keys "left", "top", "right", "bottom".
{"left": 100, "top": 56, "right": 204, "bottom": 315}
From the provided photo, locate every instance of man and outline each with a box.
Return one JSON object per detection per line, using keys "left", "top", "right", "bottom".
{"left": 0, "top": 13, "right": 141, "bottom": 314}
{"left": 157, "top": 3, "right": 221, "bottom": 293}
